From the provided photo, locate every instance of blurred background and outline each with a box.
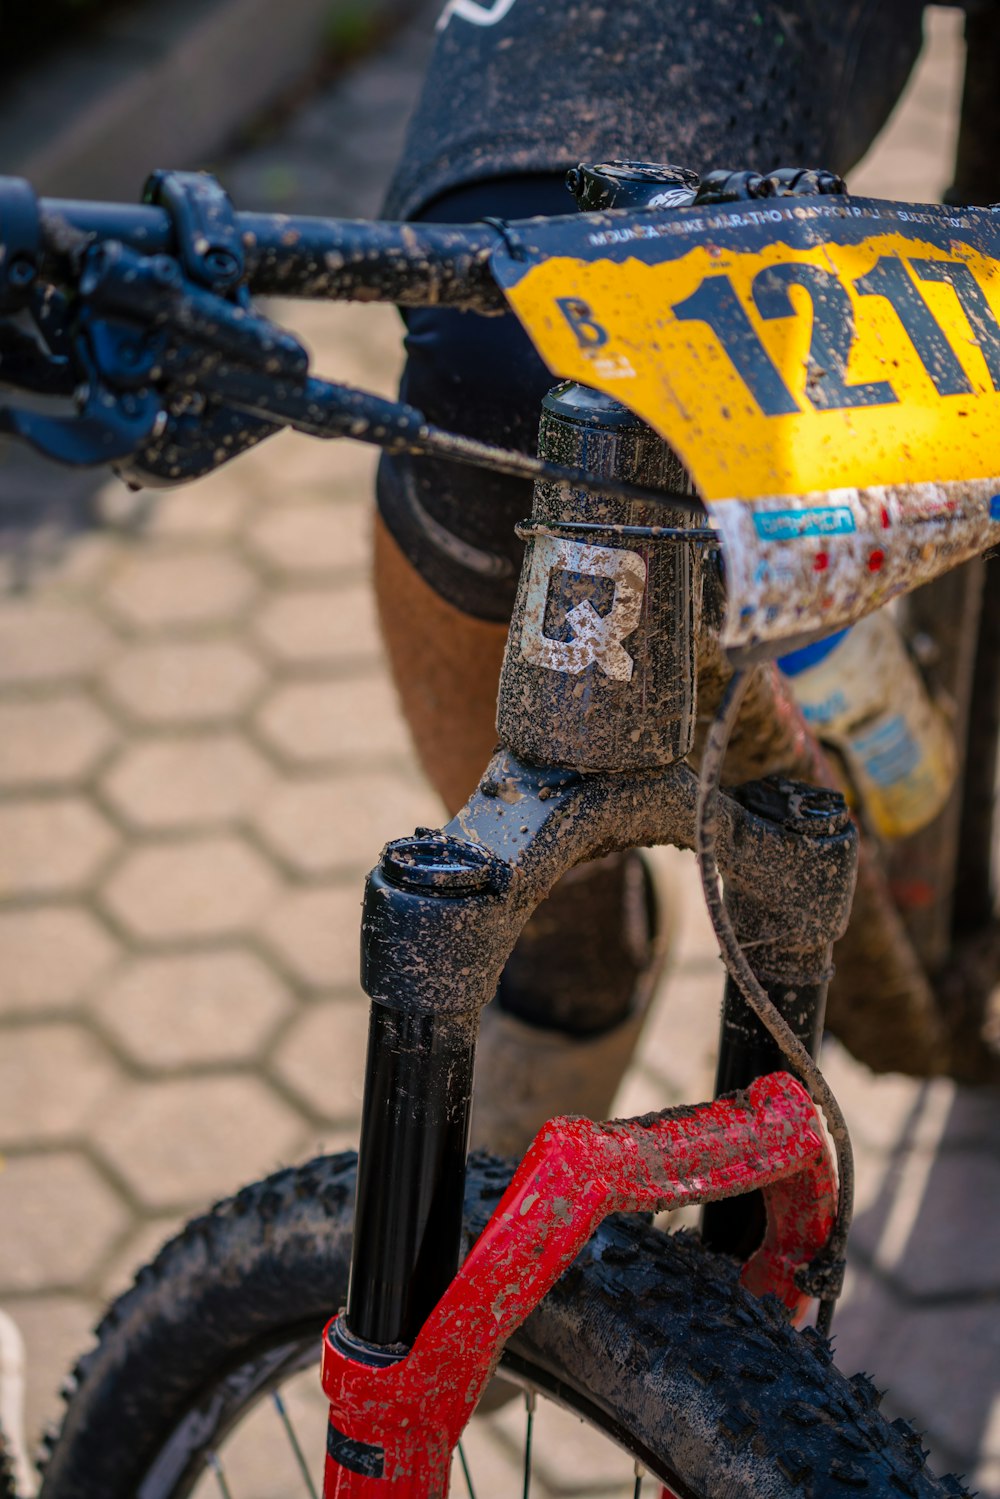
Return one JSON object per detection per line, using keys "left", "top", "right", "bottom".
{"left": 0, "top": 3, "right": 998, "bottom": 1494}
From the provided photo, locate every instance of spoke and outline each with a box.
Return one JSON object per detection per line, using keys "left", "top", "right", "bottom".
{"left": 522, "top": 1390, "right": 537, "bottom": 1499}
{"left": 207, "top": 1452, "right": 233, "bottom": 1499}
{"left": 272, "top": 1389, "right": 320, "bottom": 1498}
{"left": 456, "top": 1438, "right": 477, "bottom": 1499}
{"left": 634, "top": 1459, "right": 645, "bottom": 1497}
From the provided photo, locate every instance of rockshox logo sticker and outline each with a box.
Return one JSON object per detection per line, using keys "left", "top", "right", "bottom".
{"left": 519, "top": 537, "right": 646, "bottom": 680}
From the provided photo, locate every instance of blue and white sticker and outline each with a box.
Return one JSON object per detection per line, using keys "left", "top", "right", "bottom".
{"left": 753, "top": 506, "right": 857, "bottom": 541}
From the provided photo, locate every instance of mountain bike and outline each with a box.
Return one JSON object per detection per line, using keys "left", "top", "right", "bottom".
{"left": 0, "top": 158, "right": 997, "bottom": 1499}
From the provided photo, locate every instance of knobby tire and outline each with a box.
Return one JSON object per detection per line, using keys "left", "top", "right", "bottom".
{"left": 36, "top": 1152, "right": 963, "bottom": 1499}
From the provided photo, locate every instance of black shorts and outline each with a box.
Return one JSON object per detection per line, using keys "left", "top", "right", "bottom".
{"left": 377, "top": 0, "right": 927, "bottom": 621}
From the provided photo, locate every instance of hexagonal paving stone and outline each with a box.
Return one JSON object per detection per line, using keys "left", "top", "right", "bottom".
{"left": 610, "top": 1057, "right": 678, "bottom": 1123}
{"left": 253, "top": 770, "right": 440, "bottom": 876}
{"left": 321, "top": 443, "right": 382, "bottom": 507}
{"left": 0, "top": 529, "right": 116, "bottom": 596}
{"left": 820, "top": 1038, "right": 940, "bottom": 1154}
{"left": 0, "top": 696, "right": 115, "bottom": 789}
{"left": 101, "top": 836, "right": 280, "bottom": 941}
{"left": 92, "top": 1075, "right": 305, "bottom": 1209}
{"left": 646, "top": 843, "right": 720, "bottom": 972}
{"left": 0, "top": 604, "right": 111, "bottom": 686}
{"left": 261, "top": 885, "right": 363, "bottom": 990}
{"left": 0, "top": 907, "right": 117, "bottom": 1014}
{"left": 836, "top": 1262, "right": 1000, "bottom": 1473}
{"left": 975, "top": 1459, "right": 1000, "bottom": 1498}
{"left": 253, "top": 584, "right": 380, "bottom": 667}
{"left": 94, "top": 949, "right": 291, "bottom": 1070}
{"left": 245, "top": 409, "right": 382, "bottom": 489}
{"left": 450, "top": 1413, "right": 524, "bottom": 1495}
{"left": 0, "top": 1024, "right": 121, "bottom": 1146}
{"left": 844, "top": 1132, "right": 899, "bottom": 1225}
{"left": 638, "top": 963, "right": 722, "bottom": 1105}
{"left": 140, "top": 468, "right": 251, "bottom": 541}
{"left": 246, "top": 500, "right": 370, "bottom": 576}
{"left": 300, "top": 303, "right": 403, "bottom": 398}
{"left": 103, "top": 552, "right": 256, "bottom": 631}
{"left": 102, "top": 735, "right": 272, "bottom": 831}
{"left": 491, "top": 1381, "right": 643, "bottom": 1494}
{"left": 850, "top": 1142, "right": 1000, "bottom": 1298}
{"left": 272, "top": 1000, "right": 369, "bottom": 1122}
{"left": 0, "top": 798, "right": 117, "bottom": 898}
{"left": 255, "top": 677, "right": 410, "bottom": 765}
{"left": 0, "top": 1153, "right": 129, "bottom": 1293}
{"left": 102, "top": 639, "right": 265, "bottom": 725}
{"left": 190, "top": 1353, "right": 332, "bottom": 1495}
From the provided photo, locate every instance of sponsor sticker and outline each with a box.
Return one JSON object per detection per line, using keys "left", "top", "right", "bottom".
{"left": 753, "top": 507, "right": 857, "bottom": 541}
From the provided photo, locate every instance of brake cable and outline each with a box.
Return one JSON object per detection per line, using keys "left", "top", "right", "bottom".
{"left": 695, "top": 671, "right": 855, "bottom": 1335}
{"left": 199, "top": 365, "right": 706, "bottom": 516}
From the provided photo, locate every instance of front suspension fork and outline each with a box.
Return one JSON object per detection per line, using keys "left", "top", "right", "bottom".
{"left": 330, "top": 384, "right": 858, "bottom": 1493}
{"left": 328, "top": 750, "right": 856, "bottom": 1493}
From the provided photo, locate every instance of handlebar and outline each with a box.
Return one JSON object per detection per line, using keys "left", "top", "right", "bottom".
{"left": 0, "top": 172, "right": 704, "bottom": 515}
{"left": 36, "top": 196, "right": 512, "bottom": 313}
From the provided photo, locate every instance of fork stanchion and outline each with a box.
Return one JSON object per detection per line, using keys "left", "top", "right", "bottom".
{"left": 347, "top": 1001, "right": 477, "bottom": 1348}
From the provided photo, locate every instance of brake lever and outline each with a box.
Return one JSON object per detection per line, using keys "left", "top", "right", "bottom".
{"left": 0, "top": 322, "right": 74, "bottom": 397}
{"left": 0, "top": 380, "right": 162, "bottom": 466}
{"left": 78, "top": 240, "right": 308, "bottom": 379}
{"left": 0, "top": 171, "right": 288, "bottom": 478}
{"left": 0, "top": 322, "right": 163, "bottom": 466}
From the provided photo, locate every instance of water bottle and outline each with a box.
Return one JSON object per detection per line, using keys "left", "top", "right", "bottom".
{"left": 778, "top": 612, "right": 956, "bottom": 840}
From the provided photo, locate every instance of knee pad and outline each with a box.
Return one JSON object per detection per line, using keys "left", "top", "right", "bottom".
{"left": 377, "top": 175, "right": 570, "bottom": 621}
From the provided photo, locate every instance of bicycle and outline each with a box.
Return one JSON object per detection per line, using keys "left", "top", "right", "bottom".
{"left": 1, "top": 157, "right": 998, "bottom": 1498}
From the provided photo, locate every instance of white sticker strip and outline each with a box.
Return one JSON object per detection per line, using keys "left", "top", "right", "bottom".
{"left": 710, "top": 477, "right": 1000, "bottom": 658}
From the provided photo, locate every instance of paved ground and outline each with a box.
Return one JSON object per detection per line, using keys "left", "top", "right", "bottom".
{"left": 1, "top": 4, "right": 999, "bottom": 1495}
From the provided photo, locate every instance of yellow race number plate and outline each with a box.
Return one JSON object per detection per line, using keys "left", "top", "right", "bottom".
{"left": 493, "top": 196, "right": 1000, "bottom": 656}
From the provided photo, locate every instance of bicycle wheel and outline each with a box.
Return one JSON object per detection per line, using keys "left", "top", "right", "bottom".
{"left": 36, "top": 1150, "right": 962, "bottom": 1499}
